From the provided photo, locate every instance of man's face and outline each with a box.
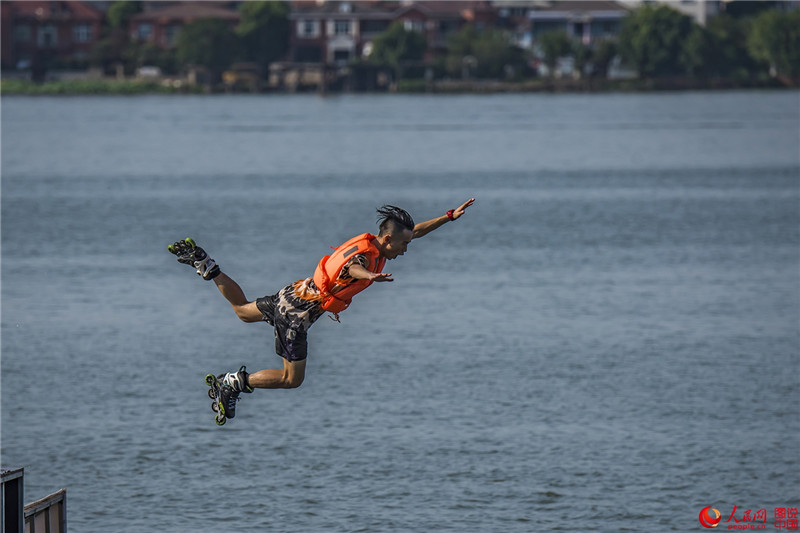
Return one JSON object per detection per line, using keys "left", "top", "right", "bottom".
{"left": 385, "top": 229, "right": 413, "bottom": 260}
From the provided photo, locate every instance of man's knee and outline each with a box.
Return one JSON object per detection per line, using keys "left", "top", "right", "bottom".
{"left": 234, "top": 302, "right": 262, "bottom": 323}
{"left": 282, "top": 361, "right": 305, "bottom": 388}
{"left": 283, "top": 373, "right": 304, "bottom": 389}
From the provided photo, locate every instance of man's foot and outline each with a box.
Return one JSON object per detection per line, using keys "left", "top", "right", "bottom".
{"left": 222, "top": 365, "right": 254, "bottom": 394}
{"left": 219, "top": 366, "right": 254, "bottom": 419}
{"left": 168, "top": 238, "right": 220, "bottom": 280}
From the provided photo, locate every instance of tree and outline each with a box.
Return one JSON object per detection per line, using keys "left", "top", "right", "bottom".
{"left": 90, "top": 29, "right": 128, "bottom": 72}
{"left": 592, "top": 39, "right": 618, "bottom": 79}
{"left": 538, "top": 30, "right": 572, "bottom": 76}
{"left": 678, "top": 14, "right": 758, "bottom": 79}
{"left": 705, "top": 15, "right": 758, "bottom": 79}
{"left": 747, "top": 9, "right": 800, "bottom": 84}
{"left": 472, "top": 28, "right": 522, "bottom": 79}
{"left": 618, "top": 5, "right": 694, "bottom": 78}
{"left": 445, "top": 24, "right": 478, "bottom": 77}
{"left": 572, "top": 39, "right": 592, "bottom": 79}
{"left": 371, "top": 22, "right": 427, "bottom": 68}
{"left": 107, "top": 1, "right": 141, "bottom": 30}
{"left": 680, "top": 24, "right": 714, "bottom": 77}
{"left": 126, "top": 41, "right": 178, "bottom": 74}
{"left": 92, "top": 1, "right": 142, "bottom": 75}
{"left": 445, "top": 25, "right": 524, "bottom": 79}
{"left": 237, "top": 1, "right": 290, "bottom": 70}
{"left": 176, "top": 19, "right": 242, "bottom": 82}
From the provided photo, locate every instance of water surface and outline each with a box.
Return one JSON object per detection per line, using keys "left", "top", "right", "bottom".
{"left": 2, "top": 91, "right": 798, "bottom": 532}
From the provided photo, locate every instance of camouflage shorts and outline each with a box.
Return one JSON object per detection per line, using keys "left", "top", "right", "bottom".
{"left": 255, "top": 280, "right": 324, "bottom": 362}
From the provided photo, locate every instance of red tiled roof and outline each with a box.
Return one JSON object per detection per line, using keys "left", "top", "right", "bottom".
{"left": 291, "top": 1, "right": 399, "bottom": 15}
{"left": 403, "top": 1, "right": 493, "bottom": 15}
{"left": 532, "top": 1, "right": 629, "bottom": 13}
{"left": 131, "top": 2, "right": 240, "bottom": 22}
{"left": 291, "top": 0, "right": 492, "bottom": 17}
{"left": 9, "top": 1, "right": 103, "bottom": 20}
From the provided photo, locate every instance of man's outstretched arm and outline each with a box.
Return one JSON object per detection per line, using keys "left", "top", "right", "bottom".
{"left": 413, "top": 198, "right": 475, "bottom": 239}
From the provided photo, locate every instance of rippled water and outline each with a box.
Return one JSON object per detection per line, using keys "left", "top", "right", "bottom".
{"left": 2, "top": 91, "right": 798, "bottom": 532}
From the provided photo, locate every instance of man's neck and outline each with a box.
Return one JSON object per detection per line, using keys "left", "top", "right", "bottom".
{"left": 372, "top": 233, "right": 387, "bottom": 259}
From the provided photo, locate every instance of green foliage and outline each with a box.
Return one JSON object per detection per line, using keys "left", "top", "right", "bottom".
{"left": 592, "top": 39, "right": 618, "bottom": 78}
{"left": 618, "top": 5, "right": 693, "bottom": 78}
{"left": 445, "top": 24, "right": 478, "bottom": 76}
{"left": 472, "top": 28, "right": 522, "bottom": 79}
{"left": 539, "top": 30, "right": 572, "bottom": 72}
{"left": 176, "top": 19, "right": 242, "bottom": 76}
{"left": 618, "top": 4, "right": 793, "bottom": 82}
{"left": 90, "top": 28, "right": 130, "bottom": 70}
{"left": 747, "top": 9, "right": 800, "bottom": 82}
{"left": 371, "top": 22, "right": 427, "bottom": 67}
{"left": 237, "top": 1, "right": 290, "bottom": 69}
{"left": 126, "top": 42, "right": 178, "bottom": 74}
{"left": 680, "top": 24, "right": 714, "bottom": 77}
{"left": 134, "top": 42, "right": 160, "bottom": 66}
{"left": 572, "top": 40, "right": 592, "bottom": 78}
{"left": 445, "top": 25, "right": 524, "bottom": 79}
{"left": 679, "top": 14, "right": 757, "bottom": 79}
{"left": 0, "top": 79, "right": 201, "bottom": 95}
{"left": 704, "top": 15, "right": 757, "bottom": 79}
{"left": 107, "top": 1, "right": 141, "bottom": 29}
{"left": 396, "top": 79, "right": 428, "bottom": 92}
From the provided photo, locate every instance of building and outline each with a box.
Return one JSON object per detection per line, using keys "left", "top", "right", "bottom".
{"left": 128, "top": 2, "right": 240, "bottom": 48}
{"left": 525, "top": 1, "right": 629, "bottom": 46}
{"left": 289, "top": 1, "right": 392, "bottom": 63}
{"left": 493, "top": 1, "right": 540, "bottom": 49}
{"left": 1, "top": 1, "right": 103, "bottom": 70}
{"left": 494, "top": 1, "right": 630, "bottom": 50}
{"left": 288, "top": 1, "right": 495, "bottom": 65}
{"left": 394, "top": 1, "right": 496, "bottom": 59}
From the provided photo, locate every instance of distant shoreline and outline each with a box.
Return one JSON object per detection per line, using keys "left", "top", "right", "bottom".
{"left": 0, "top": 76, "right": 789, "bottom": 96}
{"left": 401, "top": 76, "right": 787, "bottom": 94}
{"left": 0, "top": 79, "right": 201, "bottom": 96}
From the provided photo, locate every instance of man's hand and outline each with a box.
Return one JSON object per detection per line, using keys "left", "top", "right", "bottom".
{"left": 370, "top": 272, "right": 394, "bottom": 282}
{"left": 451, "top": 198, "right": 475, "bottom": 220}
{"left": 413, "top": 197, "right": 477, "bottom": 239}
{"left": 349, "top": 264, "right": 394, "bottom": 282}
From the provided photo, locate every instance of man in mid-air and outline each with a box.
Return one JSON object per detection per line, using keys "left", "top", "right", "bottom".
{"left": 169, "top": 199, "right": 475, "bottom": 423}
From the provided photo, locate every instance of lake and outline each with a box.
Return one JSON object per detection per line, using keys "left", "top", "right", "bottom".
{"left": 2, "top": 90, "right": 798, "bottom": 532}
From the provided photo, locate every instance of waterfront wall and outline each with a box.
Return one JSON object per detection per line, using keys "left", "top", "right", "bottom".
{"left": 1, "top": 468, "right": 66, "bottom": 533}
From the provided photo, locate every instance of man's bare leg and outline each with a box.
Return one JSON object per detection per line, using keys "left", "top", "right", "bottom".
{"left": 212, "top": 272, "right": 263, "bottom": 323}
{"left": 248, "top": 358, "right": 306, "bottom": 389}
{"left": 212, "top": 273, "right": 306, "bottom": 389}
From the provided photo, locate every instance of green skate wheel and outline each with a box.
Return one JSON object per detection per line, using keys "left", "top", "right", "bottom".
{"left": 167, "top": 244, "right": 175, "bottom": 253}
{"left": 215, "top": 413, "right": 226, "bottom": 426}
{"left": 185, "top": 238, "right": 196, "bottom": 247}
{"left": 205, "top": 374, "right": 216, "bottom": 386}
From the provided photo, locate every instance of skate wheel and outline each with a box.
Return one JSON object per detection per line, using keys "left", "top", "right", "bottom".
{"left": 205, "top": 374, "right": 216, "bottom": 386}
{"left": 168, "top": 244, "right": 175, "bottom": 253}
{"left": 208, "top": 388, "right": 216, "bottom": 400}
{"left": 215, "top": 413, "right": 226, "bottom": 426}
{"left": 185, "top": 238, "right": 196, "bottom": 247}
{"left": 211, "top": 401, "right": 219, "bottom": 413}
